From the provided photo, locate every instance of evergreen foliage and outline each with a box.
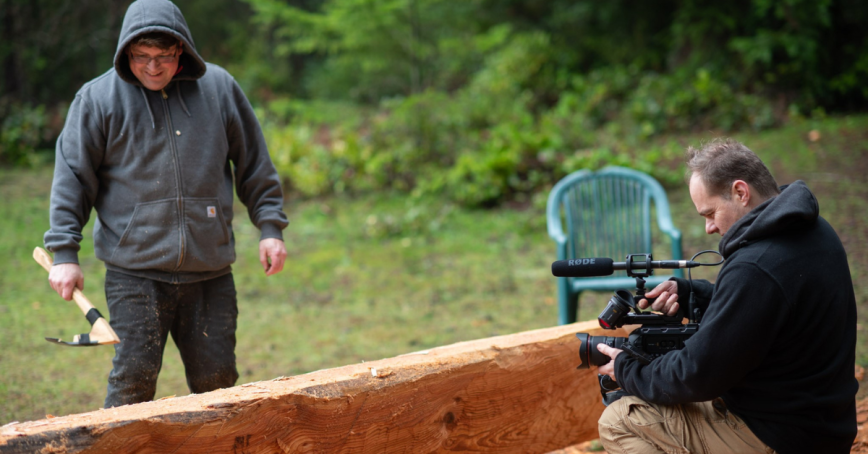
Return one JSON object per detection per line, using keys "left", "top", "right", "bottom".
{"left": 2, "top": 0, "right": 867, "bottom": 205}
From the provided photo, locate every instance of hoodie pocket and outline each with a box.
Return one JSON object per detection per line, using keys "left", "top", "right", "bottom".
{"left": 110, "top": 199, "right": 180, "bottom": 270}
{"left": 180, "top": 198, "right": 234, "bottom": 271}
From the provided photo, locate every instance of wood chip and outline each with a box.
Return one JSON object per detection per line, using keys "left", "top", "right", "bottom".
{"left": 369, "top": 367, "right": 394, "bottom": 378}
{"left": 206, "top": 402, "right": 235, "bottom": 409}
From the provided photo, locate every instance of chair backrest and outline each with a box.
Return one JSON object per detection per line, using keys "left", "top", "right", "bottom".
{"left": 547, "top": 167, "right": 678, "bottom": 262}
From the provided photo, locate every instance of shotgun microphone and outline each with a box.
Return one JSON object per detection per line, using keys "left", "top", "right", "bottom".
{"left": 551, "top": 257, "right": 701, "bottom": 277}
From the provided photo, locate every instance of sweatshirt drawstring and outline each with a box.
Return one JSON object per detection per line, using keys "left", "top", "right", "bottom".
{"left": 176, "top": 82, "right": 191, "bottom": 118}
{"left": 139, "top": 87, "right": 156, "bottom": 129}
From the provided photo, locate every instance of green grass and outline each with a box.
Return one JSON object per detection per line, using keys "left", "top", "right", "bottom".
{"left": 1, "top": 115, "right": 866, "bottom": 423}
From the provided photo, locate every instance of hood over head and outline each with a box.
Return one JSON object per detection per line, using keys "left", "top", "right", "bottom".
{"left": 719, "top": 180, "right": 819, "bottom": 258}
{"left": 114, "top": 0, "right": 206, "bottom": 87}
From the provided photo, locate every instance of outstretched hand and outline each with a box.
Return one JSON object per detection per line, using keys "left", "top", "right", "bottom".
{"left": 259, "top": 238, "right": 286, "bottom": 276}
{"left": 638, "top": 280, "right": 680, "bottom": 316}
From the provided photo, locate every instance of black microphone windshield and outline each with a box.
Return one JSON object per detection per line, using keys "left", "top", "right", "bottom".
{"left": 551, "top": 258, "right": 614, "bottom": 277}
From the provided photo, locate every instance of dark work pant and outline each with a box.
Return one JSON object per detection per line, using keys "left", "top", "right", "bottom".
{"left": 103, "top": 270, "right": 239, "bottom": 408}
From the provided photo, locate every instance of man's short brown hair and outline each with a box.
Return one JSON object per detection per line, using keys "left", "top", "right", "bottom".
{"left": 128, "top": 32, "right": 180, "bottom": 51}
{"left": 686, "top": 138, "right": 780, "bottom": 200}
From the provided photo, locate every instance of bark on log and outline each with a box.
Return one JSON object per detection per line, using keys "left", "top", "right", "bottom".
{"left": 0, "top": 321, "right": 617, "bottom": 454}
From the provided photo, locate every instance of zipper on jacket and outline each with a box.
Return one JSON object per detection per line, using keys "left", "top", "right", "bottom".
{"left": 161, "top": 88, "right": 187, "bottom": 270}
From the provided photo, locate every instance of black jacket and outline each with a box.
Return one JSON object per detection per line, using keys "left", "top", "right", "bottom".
{"left": 614, "top": 181, "right": 858, "bottom": 454}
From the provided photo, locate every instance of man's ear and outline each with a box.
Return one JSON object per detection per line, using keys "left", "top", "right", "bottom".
{"left": 731, "top": 180, "right": 751, "bottom": 207}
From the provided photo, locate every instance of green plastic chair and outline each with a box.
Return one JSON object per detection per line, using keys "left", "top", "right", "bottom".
{"left": 546, "top": 166, "right": 684, "bottom": 325}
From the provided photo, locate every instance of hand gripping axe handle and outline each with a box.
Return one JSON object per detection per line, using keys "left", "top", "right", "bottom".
{"left": 33, "top": 247, "right": 121, "bottom": 347}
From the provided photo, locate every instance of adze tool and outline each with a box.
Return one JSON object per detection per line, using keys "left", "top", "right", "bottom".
{"left": 33, "top": 247, "right": 120, "bottom": 347}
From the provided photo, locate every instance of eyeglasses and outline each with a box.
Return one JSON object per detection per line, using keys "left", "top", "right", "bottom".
{"left": 129, "top": 49, "right": 179, "bottom": 65}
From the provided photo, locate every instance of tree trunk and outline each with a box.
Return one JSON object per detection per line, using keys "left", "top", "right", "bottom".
{"left": 0, "top": 321, "right": 615, "bottom": 454}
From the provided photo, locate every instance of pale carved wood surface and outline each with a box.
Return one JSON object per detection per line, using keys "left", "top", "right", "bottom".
{"left": 0, "top": 321, "right": 616, "bottom": 454}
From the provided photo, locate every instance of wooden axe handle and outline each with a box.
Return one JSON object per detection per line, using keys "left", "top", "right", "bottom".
{"left": 33, "top": 247, "right": 97, "bottom": 315}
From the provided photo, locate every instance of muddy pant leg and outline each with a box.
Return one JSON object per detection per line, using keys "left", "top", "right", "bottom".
{"left": 598, "top": 396, "right": 775, "bottom": 454}
{"left": 171, "top": 273, "right": 239, "bottom": 394}
{"left": 104, "top": 271, "right": 174, "bottom": 408}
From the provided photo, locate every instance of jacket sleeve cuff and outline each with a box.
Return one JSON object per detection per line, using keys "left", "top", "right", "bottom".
{"left": 52, "top": 248, "right": 80, "bottom": 266}
{"left": 614, "top": 354, "right": 637, "bottom": 386}
{"left": 259, "top": 222, "right": 285, "bottom": 241}
{"left": 670, "top": 277, "right": 691, "bottom": 300}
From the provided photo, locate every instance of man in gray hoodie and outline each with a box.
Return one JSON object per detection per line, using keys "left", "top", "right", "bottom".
{"left": 44, "top": 0, "right": 289, "bottom": 407}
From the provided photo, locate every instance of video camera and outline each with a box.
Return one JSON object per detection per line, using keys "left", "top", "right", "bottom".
{"left": 551, "top": 253, "right": 720, "bottom": 406}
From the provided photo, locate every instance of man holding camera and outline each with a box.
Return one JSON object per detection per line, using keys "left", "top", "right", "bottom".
{"left": 595, "top": 139, "right": 858, "bottom": 453}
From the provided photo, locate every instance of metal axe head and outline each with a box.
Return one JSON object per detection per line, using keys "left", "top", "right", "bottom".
{"left": 44, "top": 337, "right": 99, "bottom": 347}
{"left": 44, "top": 310, "right": 120, "bottom": 347}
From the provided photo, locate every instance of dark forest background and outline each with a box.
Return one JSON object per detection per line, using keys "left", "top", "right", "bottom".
{"left": 2, "top": 0, "right": 868, "bottom": 206}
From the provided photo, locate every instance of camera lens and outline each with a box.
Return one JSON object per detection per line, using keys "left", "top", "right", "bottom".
{"left": 597, "top": 289, "right": 635, "bottom": 329}
{"left": 576, "top": 333, "right": 627, "bottom": 369}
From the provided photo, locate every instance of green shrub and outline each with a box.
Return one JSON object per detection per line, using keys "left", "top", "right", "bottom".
{"left": 0, "top": 103, "right": 57, "bottom": 167}
{"left": 262, "top": 66, "right": 772, "bottom": 208}
{"left": 265, "top": 120, "right": 375, "bottom": 196}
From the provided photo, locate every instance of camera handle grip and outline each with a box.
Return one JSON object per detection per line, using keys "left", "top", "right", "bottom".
{"left": 599, "top": 373, "right": 619, "bottom": 391}
{"left": 598, "top": 374, "right": 629, "bottom": 406}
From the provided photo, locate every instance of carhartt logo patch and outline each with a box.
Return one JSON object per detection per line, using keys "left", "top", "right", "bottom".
{"left": 207, "top": 206, "right": 217, "bottom": 218}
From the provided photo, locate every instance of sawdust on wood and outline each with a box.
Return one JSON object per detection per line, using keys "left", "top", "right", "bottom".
{"left": 38, "top": 439, "right": 70, "bottom": 454}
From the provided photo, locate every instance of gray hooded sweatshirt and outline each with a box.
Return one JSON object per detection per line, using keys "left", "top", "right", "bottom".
{"left": 44, "top": 0, "right": 288, "bottom": 283}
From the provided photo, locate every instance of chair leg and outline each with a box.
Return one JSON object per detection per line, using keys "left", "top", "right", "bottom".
{"left": 576, "top": 291, "right": 583, "bottom": 322}
{"left": 566, "top": 291, "right": 581, "bottom": 325}
{"left": 557, "top": 278, "right": 580, "bottom": 325}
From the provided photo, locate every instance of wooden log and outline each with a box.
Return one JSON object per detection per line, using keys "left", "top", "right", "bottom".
{"left": 0, "top": 321, "right": 619, "bottom": 454}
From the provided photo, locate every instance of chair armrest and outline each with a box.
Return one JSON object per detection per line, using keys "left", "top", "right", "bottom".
{"left": 546, "top": 196, "right": 567, "bottom": 246}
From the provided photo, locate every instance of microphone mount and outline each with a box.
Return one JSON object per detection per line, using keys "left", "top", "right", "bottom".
{"left": 625, "top": 253, "right": 653, "bottom": 303}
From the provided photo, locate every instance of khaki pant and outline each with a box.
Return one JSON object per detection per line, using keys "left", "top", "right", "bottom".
{"left": 598, "top": 396, "right": 776, "bottom": 454}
